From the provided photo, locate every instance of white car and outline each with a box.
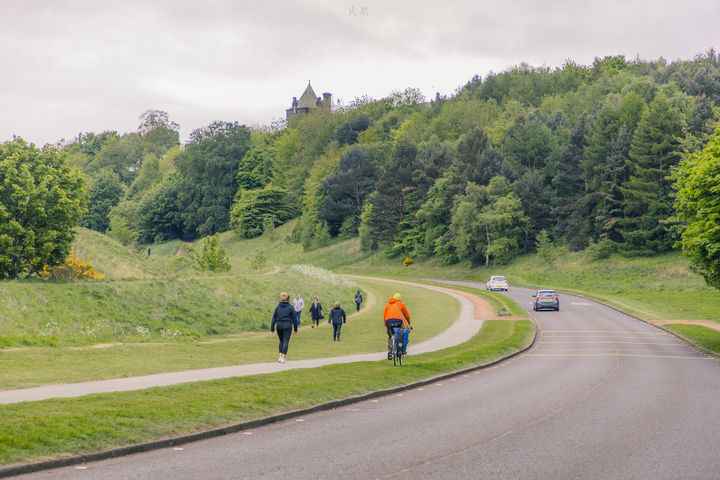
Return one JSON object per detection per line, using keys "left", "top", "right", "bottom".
{"left": 486, "top": 275, "right": 509, "bottom": 292}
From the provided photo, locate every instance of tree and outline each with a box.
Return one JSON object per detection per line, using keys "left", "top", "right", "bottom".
{"left": 673, "top": 127, "right": 720, "bottom": 287}
{"left": 136, "top": 175, "right": 185, "bottom": 243}
{"left": 620, "top": 91, "right": 686, "bottom": 254}
{"left": 175, "top": 121, "right": 252, "bottom": 238}
{"left": 81, "top": 170, "right": 125, "bottom": 232}
{"left": 0, "top": 139, "right": 87, "bottom": 279}
{"left": 318, "top": 147, "right": 377, "bottom": 236}
{"left": 231, "top": 185, "right": 294, "bottom": 239}
{"left": 361, "top": 142, "right": 419, "bottom": 248}
{"left": 138, "top": 110, "right": 180, "bottom": 156}
{"left": 450, "top": 177, "right": 529, "bottom": 265}
{"left": 93, "top": 133, "right": 145, "bottom": 184}
{"left": 236, "top": 143, "right": 274, "bottom": 190}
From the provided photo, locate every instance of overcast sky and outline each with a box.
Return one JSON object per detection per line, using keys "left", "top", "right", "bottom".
{"left": 1, "top": 0, "right": 718, "bottom": 145}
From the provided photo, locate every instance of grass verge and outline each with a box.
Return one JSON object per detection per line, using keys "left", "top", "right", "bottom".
{"left": 0, "top": 278, "right": 456, "bottom": 389}
{"left": 0, "top": 319, "right": 534, "bottom": 466}
{"left": 665, "top": 324, "right": 720, "bottom": 355}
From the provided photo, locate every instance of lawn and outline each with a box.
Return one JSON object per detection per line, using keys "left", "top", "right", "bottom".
{"left": 0, "top": 319, "right": 534, "bottom": 466}
{"left": 0, "top": 277, "right": 457, "bottom": 389}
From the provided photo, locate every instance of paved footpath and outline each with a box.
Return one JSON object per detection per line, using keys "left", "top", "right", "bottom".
{"left": 0, "top": 279, "right": 479, "bottom": 404}
{"left": 22, "top": 283, "right": 720, "bottom": 480}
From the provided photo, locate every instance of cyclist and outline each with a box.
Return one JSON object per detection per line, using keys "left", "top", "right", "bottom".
{"left": 383, "top": 292, "right": 412, "bottom": 358}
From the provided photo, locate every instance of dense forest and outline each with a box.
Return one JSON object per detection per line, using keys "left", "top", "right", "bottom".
{"left": 28, "top": 51, "right": 720, "bottom": 273}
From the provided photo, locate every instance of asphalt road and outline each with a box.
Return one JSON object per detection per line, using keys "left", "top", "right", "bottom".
{"left": 18, "top": 284, "right": 720, "bottom": 479}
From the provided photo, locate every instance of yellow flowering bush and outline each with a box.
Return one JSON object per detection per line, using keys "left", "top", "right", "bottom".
{"left": 39, "top": 250, "right": 105, "bottom": 281}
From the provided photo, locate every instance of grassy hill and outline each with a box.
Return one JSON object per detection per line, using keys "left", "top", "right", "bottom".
{"left": 0, "top": 228, "right": 359, "bottom": 347}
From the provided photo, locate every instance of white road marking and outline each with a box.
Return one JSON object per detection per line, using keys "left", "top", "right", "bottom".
{"left": 242, "top": 431, "right": 254, "bottom": 436}
{"left": 542, "top": 330, "right": 668, "bottom": 334}
{"left": 527, "top": 353, "right": 713, "bottom": 359}
{"left": 75, "top": 466, "right": 88, "bottom": 470}
{"left": 540, "top": 341, "right": 682, "bottom": 345}
{"left": 173, "top": 447, "right": 184, "bottom": 451}
{"left": 296, "top": 419, "right": 305, "bottom": 422}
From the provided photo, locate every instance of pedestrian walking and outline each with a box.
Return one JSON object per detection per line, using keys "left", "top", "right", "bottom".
{"left": 309, "top": 296, "right": 324, "bottom": 328}
{"left": 271, "top": 292, "right": 298, "bottom": 363}
{"left": 293, "top": 295, "right": 305, "bottom": 327}
{"left": 328, "top": 302, "right": 347, "bottom": 341}
{"left": 354, "top": 289, "right": 363, "bottom": 312}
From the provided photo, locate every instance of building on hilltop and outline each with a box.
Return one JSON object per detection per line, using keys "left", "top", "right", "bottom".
{"left": 286, "top": 81, "right": 332, "bottom": 121}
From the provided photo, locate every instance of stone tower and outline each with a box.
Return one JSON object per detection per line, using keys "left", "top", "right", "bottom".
{"left": 286, "top": 81, "right": 332, "bottom": 120}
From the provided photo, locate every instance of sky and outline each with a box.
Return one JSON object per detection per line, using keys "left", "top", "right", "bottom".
{"left": 1, "top": 0, "right": 718, "bottom": 145}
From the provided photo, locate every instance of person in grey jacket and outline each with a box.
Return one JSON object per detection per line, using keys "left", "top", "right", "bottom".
{"left": 328, "top": 302, "right": 347, "bottom": 341}
{"left": 293, "top": 295, "right": 305, "bottom": 327}
{"left": 271, "top": 292, "right": 298, "bottom": 363}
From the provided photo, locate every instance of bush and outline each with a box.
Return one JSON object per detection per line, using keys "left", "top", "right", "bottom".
{"left": 39, "top": 251, "right": 105, "bottom": 281}
{"left": 585, "top": 239, "right": 617, "bottom": 261}
{"left": 189, "top": 235, "right": 231, "bottom": 272}
{"left": 403, "top": 256, "right": 414, "bottom": 267}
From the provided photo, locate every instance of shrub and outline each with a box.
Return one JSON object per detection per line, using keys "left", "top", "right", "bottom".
{"left": 403, "top": 256, "right": 414, "bottom": 267}
{"left": 585, "top": 239, "right": 617, "bottom": 261}
{"left": 189, "top": 235, "right": 231, "bottom": 272}
{"left": 39, "top": 250, "right": 105, "bottom": 281}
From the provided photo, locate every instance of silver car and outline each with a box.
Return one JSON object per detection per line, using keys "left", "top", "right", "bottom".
{"left": 486, "top": 275, "right": 509, "bottom": 292}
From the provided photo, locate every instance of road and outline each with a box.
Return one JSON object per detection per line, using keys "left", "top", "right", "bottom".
{"left": 18, "top": 284, "right": 720, "bottom": 479}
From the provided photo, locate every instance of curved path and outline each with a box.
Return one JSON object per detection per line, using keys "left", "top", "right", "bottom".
{"left": 0, "top": 279, "right": 480, "bottom": 405}
{"left": 20, "top": 282, "right": 720, "bottom": 480}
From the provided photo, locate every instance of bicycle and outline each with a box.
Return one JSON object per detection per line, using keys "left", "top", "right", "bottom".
{"left": 388, "top": 325, "right": 408, "bottom": 366}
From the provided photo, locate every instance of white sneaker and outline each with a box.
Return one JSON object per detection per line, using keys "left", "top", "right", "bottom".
{"left": 278, "top": 354, "right": 284, "bottom": 363}
{"left": 280, "top": 354, "right": 286, "bottom": 364}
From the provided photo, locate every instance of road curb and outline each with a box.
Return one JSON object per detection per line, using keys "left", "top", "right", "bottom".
{"left": 0, "top": 322, "right": 537, "bottom": 479}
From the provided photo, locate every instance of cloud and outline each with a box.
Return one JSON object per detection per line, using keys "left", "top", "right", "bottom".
{"left": 0, "top": 0, "right": 717, "bottom": 144}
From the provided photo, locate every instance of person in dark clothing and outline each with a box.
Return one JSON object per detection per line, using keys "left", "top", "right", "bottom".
{"left": 309, "top": 296, "right": 324, "bottom": 328}
{"left": 354, "top": 290, "right": 363, "bottom": 312}
{"left": 328, "top": 302, "right": 347, "bottom": 341}
{"left": 271, "top": 292, "right": 298, "bottom": 363}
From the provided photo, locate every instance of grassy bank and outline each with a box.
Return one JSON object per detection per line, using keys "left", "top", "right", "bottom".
{"left": 0, "top": 278, "right": 456, "bottom": 389}
{"left": 665, "top": 324, "right": 720, "bottom": 355}
{"left": 0, "top": 319, "right": 534, "bottom": 466}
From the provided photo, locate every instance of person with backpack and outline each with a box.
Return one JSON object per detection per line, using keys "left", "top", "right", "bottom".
{"left": 271, "top": 292, "right": 298, "bottom": 363}
{"left": 328, "top": 302, "right": 347, "bottom": 341}
{"left": 293, "top": 295, "right": 305, "bottom": 327}
{"left": 354, "top": 290, "right": 363, "bottom": 312}
{"left": 309, "top": 296, "right": 324, "bottom": 328}
{"left": 383, "top": 292, "right": 412, "bottom": 358}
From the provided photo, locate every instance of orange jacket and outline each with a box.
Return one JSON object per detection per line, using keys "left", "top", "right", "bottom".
{"left": 383, "top": 297, "right": 411, "bottom": 328}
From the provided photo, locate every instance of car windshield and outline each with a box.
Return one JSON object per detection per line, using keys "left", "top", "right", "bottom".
{"left": 538, "top": 290, "right": 556, "bottom": 296}
{"left": 492, "top": 276, "right": 506, "bottom": 281}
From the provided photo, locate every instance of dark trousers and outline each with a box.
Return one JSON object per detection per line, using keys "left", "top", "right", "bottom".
{"left": 312, "top": 317, "right": 320, "bottom": 327}
{"left": 276, "top": 327, "right": 292, "bottom": 354}
{"left": 295, "top": 311, "right": 302, "bottom": 325}
{"left": 332, "top": 323, "right": 342, "bottom": 341}
{"left": 355, "top": 302, "right": 361, "bottom": 312}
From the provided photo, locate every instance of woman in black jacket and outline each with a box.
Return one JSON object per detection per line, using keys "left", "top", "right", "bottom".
{"left": 328, "top": 302, "right": 347, "bottom": 342}
{"left": 309, "top": 296, "right": 324, "bottom": 328}
{"left": 271, "top": 292, "right": 298, "bottom": 363}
